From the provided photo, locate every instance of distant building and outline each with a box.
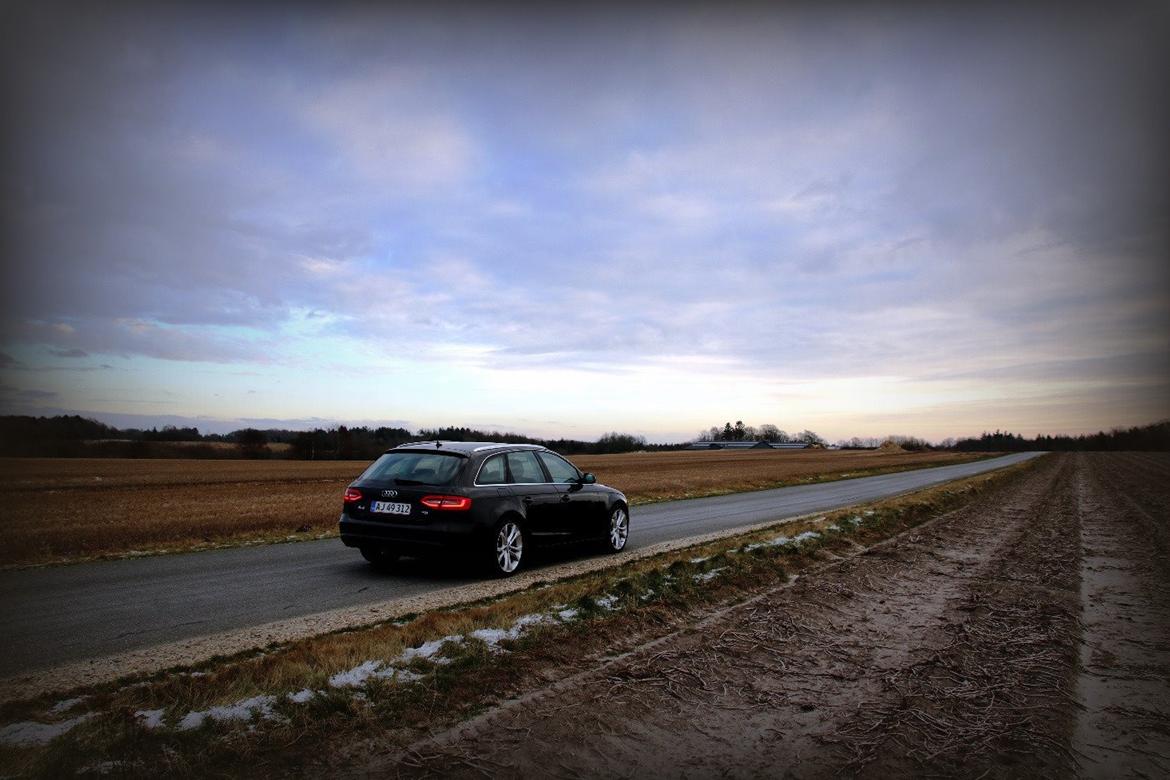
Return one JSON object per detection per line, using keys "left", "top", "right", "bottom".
{"left": 686, "top": 441, "right": 810, "bottom": 450}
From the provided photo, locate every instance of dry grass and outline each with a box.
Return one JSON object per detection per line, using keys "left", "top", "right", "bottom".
{"left": 0, "top": 458, "right": 1037, "bottom": 778}
{"left": 0, "top": 450, "right": 988, "bottom": 567}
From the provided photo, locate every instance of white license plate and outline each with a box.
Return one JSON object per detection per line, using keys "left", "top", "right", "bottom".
{"left": 371, "top": 500, "right": 411, "bottom": 516}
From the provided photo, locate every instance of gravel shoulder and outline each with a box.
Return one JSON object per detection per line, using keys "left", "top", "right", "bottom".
{"left": 357, "top": 453, "right": 1169, "bottom": 778}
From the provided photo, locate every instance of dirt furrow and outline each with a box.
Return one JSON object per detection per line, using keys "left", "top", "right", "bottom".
{"left": 1073, "top": 453, "right": 1170, "bottom": 779}
{"left": 829, "top": 451, "right": 1081, "bottom": 777}
{"left": 358, "top": 454, "right": 1088, "bottom": 778}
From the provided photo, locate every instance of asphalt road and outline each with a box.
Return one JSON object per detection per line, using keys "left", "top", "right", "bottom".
{"left": 0, "top": 453, "right": 1038, "bottom": 678}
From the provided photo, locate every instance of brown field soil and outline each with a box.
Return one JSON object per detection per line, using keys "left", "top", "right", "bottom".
{"left": 0, "top": 450, "right": 985, "bottom": 567}
{"left": 350, "top": 452, "right": 1170, "bottom": 779}
{"left": 573, "top": 448, "right": 985, "bottom": 504}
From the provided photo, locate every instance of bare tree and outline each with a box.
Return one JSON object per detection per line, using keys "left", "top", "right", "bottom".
{"left": 795, "top": 429, "right": 826, "bottom": 446}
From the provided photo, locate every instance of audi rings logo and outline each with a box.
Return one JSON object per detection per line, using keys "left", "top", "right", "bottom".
{"left": 381, "top": 489, "right": 398, "bottom": 498}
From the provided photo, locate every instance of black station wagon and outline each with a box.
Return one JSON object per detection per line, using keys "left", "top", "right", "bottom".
{"left": 339, "top": 441, "right": 630, "bottom": 576}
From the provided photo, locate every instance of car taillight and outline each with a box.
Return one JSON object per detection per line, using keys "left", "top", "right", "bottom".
{"left": 420, "top": 495, "right": 472, "bottom": 511}
{"left": 343, "top": 487, "right": 363, "bottom": 503}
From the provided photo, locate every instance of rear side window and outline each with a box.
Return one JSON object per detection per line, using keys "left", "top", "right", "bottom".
{"left": 505, "top": 451, "right": 546, "bottom": 483}
{"left": 476, "top": 454, "right": 507, "bottom": 485}
{"left": 358, "top": 452, "right": 464, "bottom": 486}
{"left": 537, "top": 451, "right": 580, "bottom": 483}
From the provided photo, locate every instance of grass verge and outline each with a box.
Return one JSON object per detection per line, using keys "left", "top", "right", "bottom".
{"left": 0, "top": 456, "right": 1039, "bottom": 778}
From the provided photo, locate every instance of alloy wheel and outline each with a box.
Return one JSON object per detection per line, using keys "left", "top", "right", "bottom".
{"left": 609, "top": 507, "right": 629, "bottom": 551}
{"left": 496, "top": 521, "right": 524, "bottom": 573}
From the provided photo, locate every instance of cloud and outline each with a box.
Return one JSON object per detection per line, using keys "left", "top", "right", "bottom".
{"left": 1, "top": 3, "right": 1167, "bottom": 438}
{"left": 15, "top": 319, "right": 269, "bottom": 364}
{"left": 299, "top": 75, "right": 477, "bottom": 190}
{"left": 0, "top": 385, "right": 58, "bottom": 404}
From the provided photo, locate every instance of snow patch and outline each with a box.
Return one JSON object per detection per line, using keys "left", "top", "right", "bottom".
{"left": 49, "top": 697, "right": 87, "bottom": 715}
{"left": 596, "top": 595, "right": 619, "bottom": 610}
{"left": 557, "top": 608, "right": 578, "bottom": 621}
{"left": 689, "top": 555, "right": 711, "bottom": 564}
{"left": 743, "top": 535, "right": 790, "bottom": 551}
{"left": 0, "top": 713, "right": 95, "bottom": 746}
{"left": 470, "top": 613, "right": 551, "bottom": 652}
{"left": 329, "top": 660, "right": 383, "bottom": 688}
{"left": 693, "top": 567, "right": 728, "bottom": 582}
{"left": 468, "top": 627, "right": 510, "bottom": 648}
{"left": 743, "top": 530, "right": 822, "bottom": 552}
{"left": 394, "top": 669, "right": 423, "bottom": 684}
{"left": 177, "top": 695, "right": 277, "bottom": 731}
{"left": 79, "top": 760, "right": 134, "bottom": 775}
{"left": 400, "top": 634, "right": 463, "bottom": 664}
{"left": 288, "top": 689, "right": 316, "bottom": 704}
{"left": 329, "top": 635, "right": 472, "bottom": 688}
{"left": 327, "top": 661, "right": 415, "bottom": 688}
{"left": 135, "top": 709, "right": 166, "bottom": 729}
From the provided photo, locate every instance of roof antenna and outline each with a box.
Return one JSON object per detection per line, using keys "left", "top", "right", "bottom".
{"left": 434, "top": 441, "right": 442, "bottom": 448}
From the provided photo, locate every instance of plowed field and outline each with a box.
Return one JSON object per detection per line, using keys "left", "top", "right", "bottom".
{"left": 0, "top": 450, "right": 984, "bottom": 566}
{"left": 369, "top": 453, "right": 1170, "bottom": 778}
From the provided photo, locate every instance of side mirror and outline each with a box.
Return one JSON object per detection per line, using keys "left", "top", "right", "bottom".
{"left": 581, "top": 473, "right": 596, "bottom": 484}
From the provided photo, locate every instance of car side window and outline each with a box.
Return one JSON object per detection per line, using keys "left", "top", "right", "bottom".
{"left": 477, "top": 454, "right": 507, "bottom": 485}
{"left": 537, "top": 451, "right": 580, "bottom": 483}
{"left": 505, "top": 451, "right": 545, "bottom": 484}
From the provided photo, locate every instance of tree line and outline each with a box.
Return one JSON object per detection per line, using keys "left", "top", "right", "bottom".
{"left": 2, "top": 415, "right": 1165, "bottom": 459}
{"left": 696, "top": 421, "right": 827, "bottom": 446}
{"left": 951, "top": 422, "right": 1169, "bottom": 452}
{"left": 0, "top": 415, "right": 672, "bottom": 459}
{"left": 835, "top": 435, "right": 937, "bottom": 451}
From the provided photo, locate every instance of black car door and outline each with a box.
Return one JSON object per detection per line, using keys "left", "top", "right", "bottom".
{"left": 505, "top": 451, "right": 567, "bottom": 539}
{"left": 537, "top": 451, "right": 608, "bottom": 540}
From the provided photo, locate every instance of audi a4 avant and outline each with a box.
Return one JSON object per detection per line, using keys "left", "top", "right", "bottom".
{"left": 339, "top": 441, "right": 630, "bottom": 576}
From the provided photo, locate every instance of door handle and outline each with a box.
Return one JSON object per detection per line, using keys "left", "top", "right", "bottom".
{"left": 560, "top": 495, "right": 571, "bottom": 502}
{"left": 522, "top": 496, "right": 534, "bottom": 505}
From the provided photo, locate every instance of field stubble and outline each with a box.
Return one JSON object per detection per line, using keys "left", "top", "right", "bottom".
{"left": 0, "top": 450, "right": 985, "bottom": 567}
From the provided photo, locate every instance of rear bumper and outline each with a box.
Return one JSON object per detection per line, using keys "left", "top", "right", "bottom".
{"left": 338, "top": 512, "right": 482, "bottom": 553}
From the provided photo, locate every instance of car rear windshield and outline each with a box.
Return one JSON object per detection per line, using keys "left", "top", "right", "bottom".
{"left": 357, "top": 451, "right": 465, "bottom": 486}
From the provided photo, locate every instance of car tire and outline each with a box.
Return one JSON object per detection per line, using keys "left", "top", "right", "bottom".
{"left": 601, "top": 505, "right": 629, "bottom": 554}
{"left": 489, "top": 518, "right": 525, "bottom": 577}
{"left": 360, "top": 545, "right": 399, "bottom": 570}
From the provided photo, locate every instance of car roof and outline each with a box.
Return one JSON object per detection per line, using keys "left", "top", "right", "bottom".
{"left": 388, "top": 441, "right": 547, "bottom": 456}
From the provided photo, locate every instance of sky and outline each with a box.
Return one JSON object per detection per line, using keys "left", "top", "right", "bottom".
{"left": 1, "top": 1, "right": 1168, "bottom": 443}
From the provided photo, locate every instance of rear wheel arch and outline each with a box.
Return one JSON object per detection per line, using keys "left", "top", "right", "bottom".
{"left": 490, "top": 505, "right": 527, "bottom": 532}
